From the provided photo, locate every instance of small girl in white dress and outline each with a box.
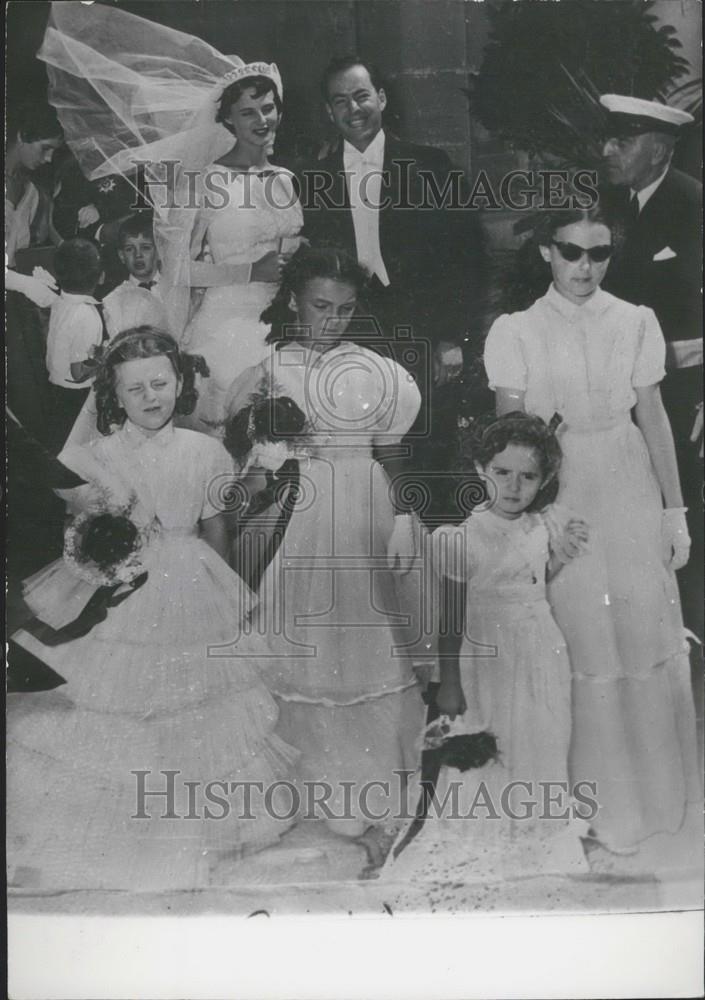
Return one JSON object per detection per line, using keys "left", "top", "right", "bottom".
{"left": 383, "top": 412, "right": 591, "bottom": 907}
{"left": 7, "top": 326, "right": 298, "bottom": 891}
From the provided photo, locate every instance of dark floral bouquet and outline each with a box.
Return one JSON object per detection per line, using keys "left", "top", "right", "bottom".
{"left": 422, "top": 715, "right": 499, "bottom": 774}
{"left": 63, "top": 499, "right": 153, "bottom": 587}
{"left": 224, "top": 379, "right": 310, "bottom": 473}
{"left": 391, "top": 716, "right": 499, "bottom": 860}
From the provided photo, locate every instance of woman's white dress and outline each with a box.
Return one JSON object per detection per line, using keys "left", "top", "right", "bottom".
{"left": 484, "top": 284, "right": 701, "bottom": 856}
{"left": 225, "top": 342, "right": 430, "bottom": 832}
{"left": 7, "top": 422, "right": 298, "bottom": 891}
{"left": 182, "top": 166, "right": 302, "bottom": 427}
{"left": 382, "top": 511, "right": 588, "bottom": 908}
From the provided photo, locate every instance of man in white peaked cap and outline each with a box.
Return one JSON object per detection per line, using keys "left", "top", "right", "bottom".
{"left": 599, "top": 93, "right": 700, "bottom": 341}
{"left": 600, "top": 93, "right": 702, "bottom": 638}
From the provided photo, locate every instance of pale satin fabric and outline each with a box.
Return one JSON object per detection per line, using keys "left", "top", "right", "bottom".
{"left": 182, "top": 167, "right": 302, "bottom": 429}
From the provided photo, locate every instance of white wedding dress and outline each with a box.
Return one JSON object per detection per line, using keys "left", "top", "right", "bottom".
{"left": 182, "top": 166, "right": 302, "bottom": 428}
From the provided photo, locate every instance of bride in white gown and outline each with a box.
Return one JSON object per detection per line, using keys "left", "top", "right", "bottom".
{"left": 38, "top": 4, "right": 301, "bottom": 430}
{"left": 181, "top": 72, "right": 302, "bottom": 426}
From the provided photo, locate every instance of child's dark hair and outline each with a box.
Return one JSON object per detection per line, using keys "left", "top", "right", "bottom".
{"left": 117, "top": 213, "right": 155, "bottom": 247}
{"left": 54, "top": 238, "right": 102, "bottom": 294}
{"left": 216, "top": 76, "right": 283, "bottom": 130}
{"left": 465, "top": 410, "right": 562, "bottom": 509}
{"left": 11, "top": 103, "right": 63, "bottom": 144}
{"left": 262, "top": 244, "right": 369, "bottom": 346}
{"left": 224, "top": 395, "right": 307, "bottom": 468}
{"left": 93, "top": 326, "right": 210, "bottom": 435}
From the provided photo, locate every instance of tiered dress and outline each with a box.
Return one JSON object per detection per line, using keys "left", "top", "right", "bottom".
{"left": 225, "top": 342, "right": 430, "bottom": 833}
{"left": 7, "top": 422, "right": 298, "bottom": 891}
{"left": 484, "top": 284, "right": 701, "bottom": 857}
{"left": 382, "top": 510, "right": 588, "bottom": 907}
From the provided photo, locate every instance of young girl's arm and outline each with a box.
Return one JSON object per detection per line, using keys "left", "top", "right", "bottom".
{"left": 436, "top": 576, "right": 468, "bottom": 719}
{"left": 200, "top": 512, "right": 230, "bottom": 562}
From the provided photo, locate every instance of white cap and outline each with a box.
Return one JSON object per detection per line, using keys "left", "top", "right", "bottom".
{"left": 600, "top": 94, "right": 694, "bottom": 135}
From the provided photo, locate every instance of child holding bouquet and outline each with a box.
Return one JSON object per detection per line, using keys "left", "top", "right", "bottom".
{"left": 222, "top": 246, "right": 430, "bottom": 865}
{"left": 7, "top": 326, "right": 298, "bottom": 891}
{"left": 382, "top": 412, "right": 591, "bottom": 906}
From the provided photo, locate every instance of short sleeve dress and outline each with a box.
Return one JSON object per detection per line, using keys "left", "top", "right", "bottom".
{"left": 485, "top": 284, "right": 701, "bottom": 856}
{"left": 382, "top": 510, "right": 589, "bottom": 909}
{"left": 7, "top": 423, "right": 299, "bottom": 891}
{"left": 225, "top": 340, "right": 430, "bottom": 834}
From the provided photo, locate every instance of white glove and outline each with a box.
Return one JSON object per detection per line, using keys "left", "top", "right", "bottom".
{"left": 386, "top": 513, "right": 417, "bottom": 573}
{"left": 6, "top": 268, "right": 58, "bottom": 308}
{"left": 32, "top": 265, "right": 59, "bottom": 291}
{"left": 241, "top": 440, "right": 291, "bottom": 473}
{"left": 77, "top": 203, "right": 101, "bottom": 229}
{"left": 662, "top": 507, "right": 691, "bottom": 571}
{"left": 543, "top": 504, "right": 589, "bottom": 564}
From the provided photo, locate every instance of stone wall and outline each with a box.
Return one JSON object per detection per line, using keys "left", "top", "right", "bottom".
{"left": 6, "top": 0, "right": 700, "bottom": 247}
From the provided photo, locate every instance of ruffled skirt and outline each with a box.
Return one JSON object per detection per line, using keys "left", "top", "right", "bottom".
{"left": 8, "top": 533, "right": 299, "bottom": 890}
{"left": 382, "top": 596, "right": 589, "bottom": 904}
{"left": 246, "top": 451, "right": 429, "bottom": 832}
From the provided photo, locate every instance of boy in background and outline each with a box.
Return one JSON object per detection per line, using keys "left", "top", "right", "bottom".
{"left": 46, "top": 238, "right": 106, "bottom": 449}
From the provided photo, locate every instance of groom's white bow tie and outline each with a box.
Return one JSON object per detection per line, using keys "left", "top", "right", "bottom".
{"left": 346, "top": 147, "right": 378, "bottom": 169}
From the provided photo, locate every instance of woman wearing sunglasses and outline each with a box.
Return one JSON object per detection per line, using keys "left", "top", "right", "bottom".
{"left": 483, "top": 204, "right": 700, "bottom": 870}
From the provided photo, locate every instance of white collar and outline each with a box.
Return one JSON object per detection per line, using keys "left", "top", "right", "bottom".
{"left": 545, "top": 283, "right": 612, "bottom": 320}
{"left": 343, "top": 129, "right": 385, "bottom": 167}
{"left": 632, "top": 165, "right": 669, "bottom": 211}
{"left": 128, "top": 272, "right": 160, "bottom": 287}
{"left": 59, "top": 291, "right": 99, "bottom": 305}
{"left": 121, "top": 419, "right": 174, "bottom": 450}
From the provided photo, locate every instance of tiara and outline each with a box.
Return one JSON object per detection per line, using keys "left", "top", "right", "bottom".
{"left": 220, "top": 62, "right": 283, "bottom": 101}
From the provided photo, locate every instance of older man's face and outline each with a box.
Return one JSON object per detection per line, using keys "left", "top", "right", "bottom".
{"left": 601, "top": 132, "right": 663, "bottom": 190}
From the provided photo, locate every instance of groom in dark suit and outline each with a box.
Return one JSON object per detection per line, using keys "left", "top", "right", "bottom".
{"left": 300, "top": 56, "right": 484, "bottom": 431}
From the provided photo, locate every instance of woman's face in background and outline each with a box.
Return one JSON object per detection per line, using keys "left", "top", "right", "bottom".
{"left": 225, "top": 87, "right": 281, "bottom": 153}
{"left": 294, "top": 278, "right": 358, "bottom": 346}
{"left": 18, "top": 134, "right": 63, "bottom": 171}
{"left": 540, "top": 220, "right": 613, "bottom": 305}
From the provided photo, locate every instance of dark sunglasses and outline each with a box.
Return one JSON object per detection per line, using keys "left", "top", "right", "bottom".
{"left": 551, "top": 240, "right": 613, "bottom": 263}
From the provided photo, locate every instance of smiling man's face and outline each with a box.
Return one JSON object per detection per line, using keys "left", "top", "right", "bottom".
{"left": 326, "top": 64, "right": 386, "bottom": 153}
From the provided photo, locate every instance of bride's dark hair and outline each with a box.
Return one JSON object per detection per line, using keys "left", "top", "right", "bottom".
{"left": 216, "top": 75, "right": 283, "bottom": 129}
{"left": 262, "top": 244, "right": 369, "bottom": 347}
